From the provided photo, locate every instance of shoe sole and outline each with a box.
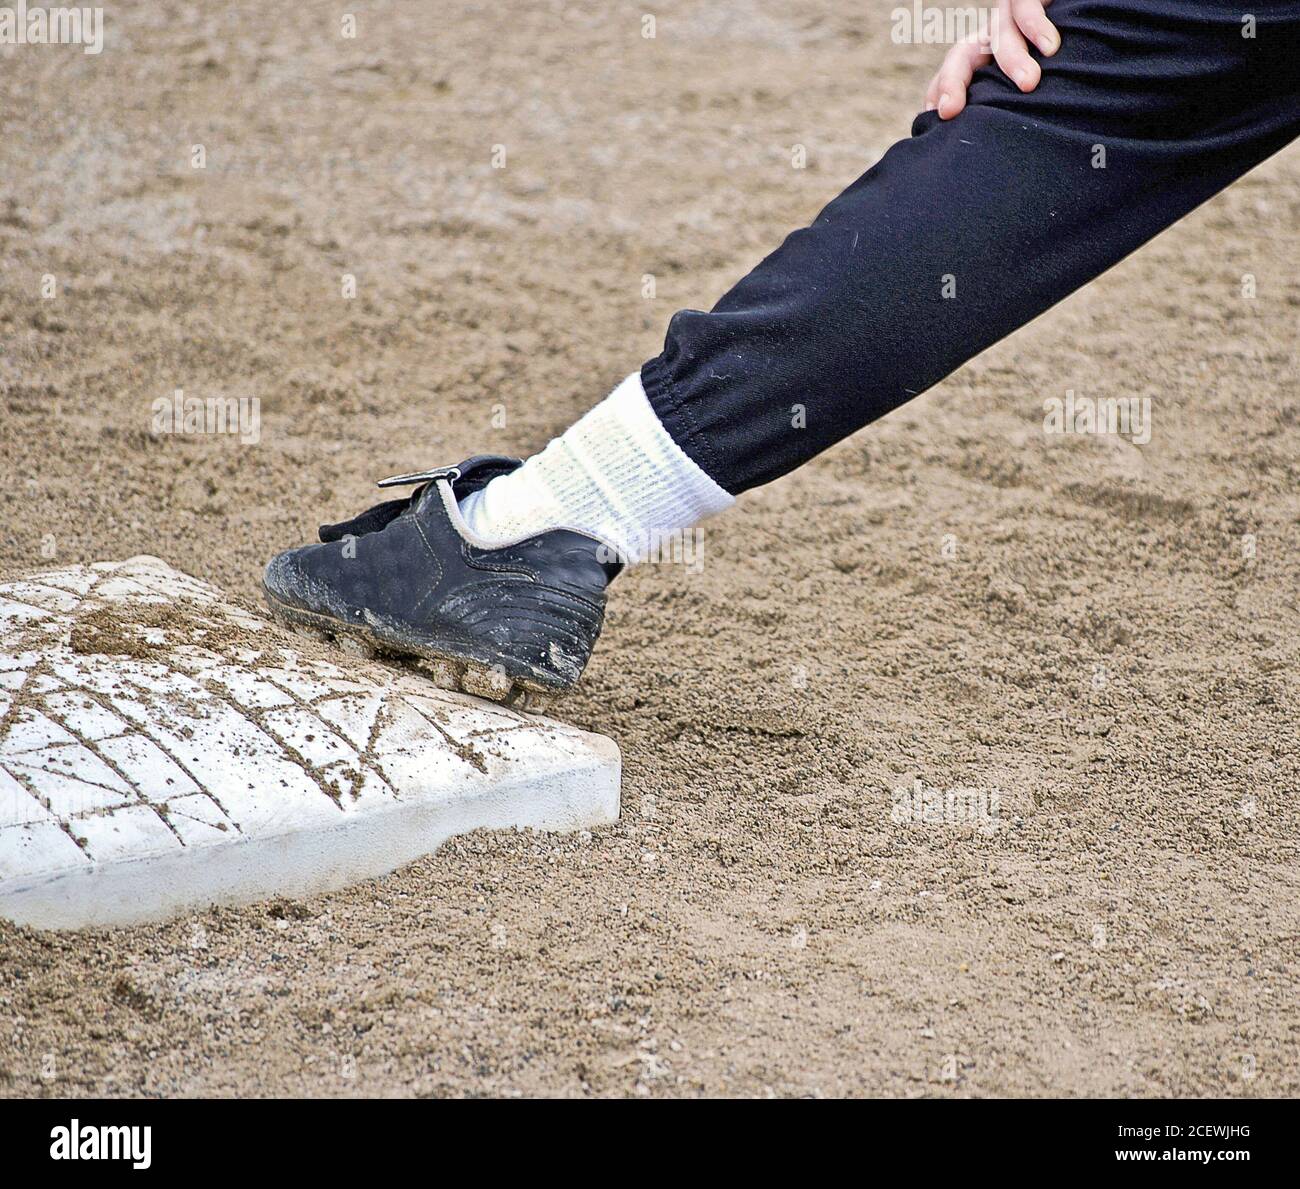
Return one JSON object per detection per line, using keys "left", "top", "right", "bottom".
{"left": 261, "top": 587, "right": 560, "bottom": 713}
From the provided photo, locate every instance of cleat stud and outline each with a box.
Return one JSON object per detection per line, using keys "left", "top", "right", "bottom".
{"left": 515, "top": 689, "right": 554, "bottom": 714}
{"left": 420, "top": 658, "right": 463, "bottom": 690}
{"left": 461, "top": 663, "right": 513, "bottom": 701}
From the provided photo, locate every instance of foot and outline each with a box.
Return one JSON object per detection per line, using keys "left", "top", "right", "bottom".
{"left": 262, "top": 456, "right": 620, "bottom": 706}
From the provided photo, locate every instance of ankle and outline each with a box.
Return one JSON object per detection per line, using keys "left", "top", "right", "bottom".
{"left": 458, "top": 371, "right": 734, "bottom": 560}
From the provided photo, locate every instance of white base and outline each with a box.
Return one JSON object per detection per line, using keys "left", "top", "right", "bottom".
{"left": 0, "top": 557, "right": 620, "bottom": 929}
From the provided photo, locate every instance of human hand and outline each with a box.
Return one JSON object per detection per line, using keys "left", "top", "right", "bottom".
{"left": 924, "top": 0, "right": 1060, "bottom": 120}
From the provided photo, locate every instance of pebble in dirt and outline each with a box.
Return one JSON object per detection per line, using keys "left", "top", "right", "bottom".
{"left": 0, "top": 556, "right": 620, "bottom": 929}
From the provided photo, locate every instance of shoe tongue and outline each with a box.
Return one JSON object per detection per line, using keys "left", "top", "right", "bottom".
{"left": 449, "top": 454, "right": 523, "bottom": 497}
{"left": 319, "top": 496, "right": 410, "bottom": 543}
{"left": 318, "top": 456, "right": 523, "bottom": 543}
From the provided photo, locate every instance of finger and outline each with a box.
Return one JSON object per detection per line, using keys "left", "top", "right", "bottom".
{"left": 994, "top": 3, "right": 1041, "bottom": 92}
{"left": 924, "top": 43, "right": 968, "bottom": 111}
{"left": 1011, "top": 0, "right": 1060, "bottom": 56}
{"left": 924, "top": 69, "right": 942, "bottom": 112}
{"left": 932, "top": 38, "right": 991, "bottom": 118}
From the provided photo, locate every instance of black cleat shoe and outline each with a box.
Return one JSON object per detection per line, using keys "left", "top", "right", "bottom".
{"left": 262, "top": 456, "right": 621, "bottom": 706}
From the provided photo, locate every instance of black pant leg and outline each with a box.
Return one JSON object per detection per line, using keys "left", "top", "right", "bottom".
{"left": 640, "top": 1, "right": 1300, "bottom": 494}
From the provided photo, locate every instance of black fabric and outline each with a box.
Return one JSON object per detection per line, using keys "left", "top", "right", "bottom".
{"left": 641, "top": 1, "right": 1300, "bottom": 494}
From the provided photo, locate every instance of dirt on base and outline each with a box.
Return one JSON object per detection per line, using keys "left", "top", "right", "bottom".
{"left": 1, "top": 1, "right": 1297, "bottom": 1098}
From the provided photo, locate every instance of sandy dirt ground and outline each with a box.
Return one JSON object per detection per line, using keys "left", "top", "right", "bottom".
{"left": 1, "top": 1, "right": 1298, "bottom": 1098}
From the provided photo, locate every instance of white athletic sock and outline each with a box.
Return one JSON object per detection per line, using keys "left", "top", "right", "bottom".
{"left": 458, "top": 371, "right": 734, "bottom": 562}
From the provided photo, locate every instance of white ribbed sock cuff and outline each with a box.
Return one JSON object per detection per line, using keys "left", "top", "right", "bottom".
{"left": 458, "top": 371, "right": 734, "bottom": 562}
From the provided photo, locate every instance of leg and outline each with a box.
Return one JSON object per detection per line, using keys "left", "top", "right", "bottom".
{"left": 642, "top": 0, "right": 1300, "bottom": 493}
{"left": 265, "top": 0, "right": 1300, "bottom": 698}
